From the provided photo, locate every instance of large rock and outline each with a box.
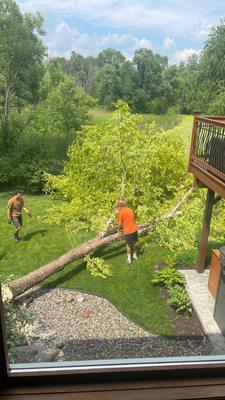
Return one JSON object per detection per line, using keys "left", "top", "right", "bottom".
{"left": 14, "top": 345, "right": 55, "bottom": 363}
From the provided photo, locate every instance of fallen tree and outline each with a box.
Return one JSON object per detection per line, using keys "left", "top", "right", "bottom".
{"left": 8, "top": 103, "right": 193, "bottom": 299}
{"left": 8, "top": 189, "right": 193, "bottom": 298}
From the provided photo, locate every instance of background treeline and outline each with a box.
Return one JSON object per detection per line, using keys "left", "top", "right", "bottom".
{"left": 1, "top": 0, "right": 225, "bottom": 192}
{"left": 56, "top": 19, "right": 225, "bottom": 116}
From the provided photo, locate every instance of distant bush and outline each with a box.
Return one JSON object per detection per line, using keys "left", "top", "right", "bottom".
{"left": 140, "top": 113, "right": 181, "bottom": 131}
{"left": 0, "top": 154, "right": 61, "bottom": 194}
{"left": 90, "top": 107, "right": 181, "bottom": 131}
{"left": 208, "top": 91, "right": 225, "bottom": 115}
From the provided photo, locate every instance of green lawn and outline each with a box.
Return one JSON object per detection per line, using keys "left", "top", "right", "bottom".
{"left": 89, "top": 107, "right": 110, "bottom": 124}
{"left": 177, "top": 115, "right": 193, "bottom": 155}
{"left": 0, "top": 115, "right": 194, "bottom": 336}
{"left": 0, "top": 192, "right": 173, "bottom": 335}
{"left": 89, "top": 107, "right": 191, "bottom": 132}
{"left": 0, "top": 193, "right": 88, "bottom": 279}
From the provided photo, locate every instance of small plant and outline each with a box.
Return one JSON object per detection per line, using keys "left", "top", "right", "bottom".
{"left": 4, "top": 301, "right": 35, "bottom": 361}
{"left": 0, "top": 279, "right": 35, "bottom": 362}
{"left": 85, "top": 255, "right": 113, "bottom": 278}
{"left": 151, "top": 265, "right": 192, "bottom": 315}
{"left": 151, "top": 267, "right": 186, "bottom": 287}
{"left": 167, "top": 285, "right": 192, "bottom": 314}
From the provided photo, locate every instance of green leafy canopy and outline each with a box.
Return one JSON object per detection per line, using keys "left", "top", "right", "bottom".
{"left": 45, "top": 101, "right": 190, "bottom": 233}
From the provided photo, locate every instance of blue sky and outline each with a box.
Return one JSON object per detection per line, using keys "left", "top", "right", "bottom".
{"left": 17, "top": 0, "right": 224, "bottom": 63}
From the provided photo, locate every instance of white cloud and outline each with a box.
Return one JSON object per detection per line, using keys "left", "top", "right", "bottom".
{"left": 46, "top": 21, "right": 152, "bottom": 59}
{"left": 195, "top": 19, "right": 214, "bottom": 39}
{"left": 18, "top": 0, "right": 221, "bottom": 38}
{"left": 163, "top": 36, "right": 176, "bottom": 49}
{"left": 17, "top": 0, "right": 223, "bottom": 63}
{"left": 173, "top": 48, "right": 201, "bottom": 64}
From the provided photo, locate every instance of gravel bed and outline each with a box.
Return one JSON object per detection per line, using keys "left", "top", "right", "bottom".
{"left": 15, "top": 286, "right": 213, "bottom": 361}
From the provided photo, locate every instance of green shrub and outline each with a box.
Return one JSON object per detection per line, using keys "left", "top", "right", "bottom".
{"left": 1, "top": 278, "right": 34, "bottom": 362}
{"left": 1, "top": 282, "right": 35, "bottom": 362}
{"left": 167, "top": 284, "right": 192, "bottom": 314}
{"left": 151, "top": 266, "right": 192, "bottom": 314}
{"left": 4, "top": 301, "right": 35, "bottom": 361}
{"left": 151, "top": 267, "right": 186, "bottom": 287}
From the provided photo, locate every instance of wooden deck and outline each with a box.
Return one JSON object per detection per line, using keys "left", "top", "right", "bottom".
{"left": 188, "top": 115, "right": 225, "bottom": 198}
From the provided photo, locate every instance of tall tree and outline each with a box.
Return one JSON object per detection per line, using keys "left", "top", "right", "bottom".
{"left": 132, "top": 48, "right": 168, "bottom": 113}
{"left": 60, "top": 52, "right": 98, "bottom": 95}
{"left": 177, "top": 54, "right": 200, "bottom": 114}
{"left": 0, "top": 0, "right": 45, "bottom": 151}
{"left": 24, "top": 75, "right": 95, "bottom": 161}
{"left": 197, "top": 19, "right": 225, "bottom": 114}
{"left": 93, "top": 63, "right": 124, "bottom": 108}
{"left": 93, "top": 49, "right": 126, "bottom": 108}
{"left": 162, "top": 65, "right": 182, "bottom": 111}
{"left": 97, "top": 48, "right": 126, "bottom": 68}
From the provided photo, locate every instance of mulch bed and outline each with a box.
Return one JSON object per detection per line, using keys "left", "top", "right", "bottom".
{"left": 160, "top": 287, "right": 206, "bottom": 336}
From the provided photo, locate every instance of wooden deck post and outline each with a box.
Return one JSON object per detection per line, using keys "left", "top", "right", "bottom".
{"left": 197, "top": 188, "right": 215, "bottom": 273}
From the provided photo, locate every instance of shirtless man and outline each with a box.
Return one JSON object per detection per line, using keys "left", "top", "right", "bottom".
{"left": 7, "top": 190, "right": 32, "bottom": 242}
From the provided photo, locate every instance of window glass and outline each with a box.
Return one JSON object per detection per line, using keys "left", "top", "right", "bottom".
{"left": 1, "top": 0, "right": 225, "bottom": 372}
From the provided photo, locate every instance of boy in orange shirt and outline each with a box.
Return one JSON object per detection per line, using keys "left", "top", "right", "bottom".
{"left": 116, "top": 200, "right": 138, "bottom": 264}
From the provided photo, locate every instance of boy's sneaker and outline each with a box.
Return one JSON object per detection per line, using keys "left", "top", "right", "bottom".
{"left": 126, "top": 256, "right": 132, "bottom": 264}
{"left": 13, "top": 235, "right": 20, "bottom": 243}
{"left": 132, "top": 253, "right": 138, "bottom": 261}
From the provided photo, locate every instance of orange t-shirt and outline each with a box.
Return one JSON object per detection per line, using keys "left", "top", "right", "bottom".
{"left": 117, "top": 207, "right": 137, "bottom": 234}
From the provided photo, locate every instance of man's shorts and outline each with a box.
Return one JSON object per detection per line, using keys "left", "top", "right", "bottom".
{"left": 125, "top": 231, "right": 138, "bottom": 246}
{"left": 12, "top": 215, "right": 22, "bottom": 229}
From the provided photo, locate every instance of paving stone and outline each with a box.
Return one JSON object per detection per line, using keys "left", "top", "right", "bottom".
{"left": 180, "top": 269, "right": 225, "bottom": 354}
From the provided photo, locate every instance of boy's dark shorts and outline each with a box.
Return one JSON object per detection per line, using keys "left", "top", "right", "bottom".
{"left": 12, "top": 215, "right": 22, "bottom": 229}
{"left": 125, "top": 231, "right": 138, "bottom": 246}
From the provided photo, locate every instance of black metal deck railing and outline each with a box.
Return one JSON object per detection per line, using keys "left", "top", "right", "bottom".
{"left": 188, "top": 115, "right": 225, "bottom": 198}
{"left": 194, "top": 118, "right": 225, "bottom": 175}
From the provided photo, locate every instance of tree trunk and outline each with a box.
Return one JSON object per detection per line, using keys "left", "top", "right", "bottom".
{"left": 9, "top": 189, "right": 192, "bottom": 299}
{"left": 1, "top": 63, "right": 19, "bottom": 151}
{"left": 2, "top": 86, "right": 11, "bottom": 151}
{"left": 9, "top": 222, "right": 154, "bottom": 299}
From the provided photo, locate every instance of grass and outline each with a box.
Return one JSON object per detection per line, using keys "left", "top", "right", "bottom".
{"left": 140, "top": 113, "right": 182, "bottom": 130}
{"left": 177, "top": 115, "right": 193, "bottom": 155}
{"left": 89, "top": 108, "right": 110, "bottom": 125}
{"left": 0, "top": 191, "right": 173, "bottom": 335}
{"left": 89, "top": 107, "right": 183, "bottom": 130}
{"left": 0, "top": 114, "right": 195, "bottom": 336}
{"left": 0, "top": 193, "right": 88, "bottom": 279}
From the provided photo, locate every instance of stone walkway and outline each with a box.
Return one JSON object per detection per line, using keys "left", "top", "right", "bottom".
{"left": 180, "top": 269, "right": 225, "bottom": 355}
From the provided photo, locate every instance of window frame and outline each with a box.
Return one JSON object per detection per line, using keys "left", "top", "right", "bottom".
{"left": 2, "top": 288, "right": 225, "bottom": 400}
{"left": 0, "top": 290, "right": 9, "bottom": 387}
